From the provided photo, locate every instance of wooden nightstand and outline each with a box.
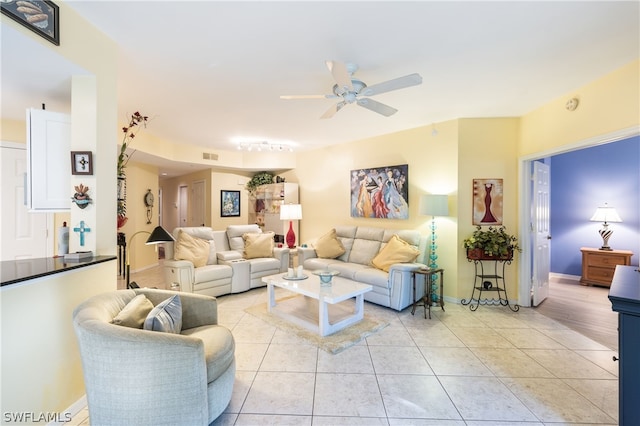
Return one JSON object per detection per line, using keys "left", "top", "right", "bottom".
{"left": 580, "top": 247, "right": 633, "bottom": 287}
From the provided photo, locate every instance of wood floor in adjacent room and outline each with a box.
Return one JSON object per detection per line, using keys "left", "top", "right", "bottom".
{"left": 534, "top": 274, "right": 618, "bottom": 351}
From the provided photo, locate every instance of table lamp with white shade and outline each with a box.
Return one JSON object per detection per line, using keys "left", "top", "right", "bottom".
{"left": 590, "top": 203, "right": 622, "bottom": 251}
{"left": 280, "top": 203, "right": 302, "bottom": 249}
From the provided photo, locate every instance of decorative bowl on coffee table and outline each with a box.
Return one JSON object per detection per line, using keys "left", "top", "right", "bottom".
{"left": 313, "top": 270, "right": 340, "bottom": 287}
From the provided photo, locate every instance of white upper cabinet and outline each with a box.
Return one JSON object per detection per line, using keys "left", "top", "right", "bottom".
{"left": 26, "top": 108, "right": 71, "bottom": 211}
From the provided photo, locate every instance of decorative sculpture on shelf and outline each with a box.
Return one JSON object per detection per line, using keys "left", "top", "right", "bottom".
{"left": 71, "top": 184, "right": 92, "bottom": 209}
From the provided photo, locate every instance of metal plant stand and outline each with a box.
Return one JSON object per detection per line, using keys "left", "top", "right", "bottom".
{"left": 461, "top": 257, "right": 519, "bottom": 312}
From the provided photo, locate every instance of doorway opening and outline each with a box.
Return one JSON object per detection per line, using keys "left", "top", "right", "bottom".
{"left": 518, "top": 126, "right": 639, "bottom": 307}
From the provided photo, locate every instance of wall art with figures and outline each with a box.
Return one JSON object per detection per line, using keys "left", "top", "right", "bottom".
{"left": 350, "top": 164, "right": 409, "bottom": 219}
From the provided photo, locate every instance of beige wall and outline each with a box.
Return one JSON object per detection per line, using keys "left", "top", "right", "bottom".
{"left": 0, "top": 260, "right": 116, "bottom": 420}
{"left": 520, "top": 59, "right": 639, "bottom": 155}
{"left": 120, "top": 161, "right": 161, "bottom": 273}
{"left": 457, "top": 118, "right": 520, "bottom": 300}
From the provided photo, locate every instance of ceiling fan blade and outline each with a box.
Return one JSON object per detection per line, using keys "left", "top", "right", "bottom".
{"left": 356, "top": 98, "right": 397, "bottom": 117}
{"left": 320, "top": 101, "right": 346, "bottom": 119}
{"left": 360, "top": 73, "right": 422, "bottom": 96}
{"left": 280, "top": 94, "right": 337, "bottom": 100}
{"left": 326, "top": 60, "right": 353, "bottom": 93}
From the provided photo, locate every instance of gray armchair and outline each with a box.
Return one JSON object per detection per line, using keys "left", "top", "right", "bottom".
{"left": 72, "top": 288, "right": 235, "bottom": 426}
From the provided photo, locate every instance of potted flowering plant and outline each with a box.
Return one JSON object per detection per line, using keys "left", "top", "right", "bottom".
{"left": 117, "top": 111, "right": 148, "bottom": 229}
{"left": 463, "top": 225, "right": 521, "bottom": 260}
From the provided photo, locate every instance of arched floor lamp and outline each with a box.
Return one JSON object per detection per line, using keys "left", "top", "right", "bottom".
{"left": 127, "top": 225, "right": 175, "bottom": 289}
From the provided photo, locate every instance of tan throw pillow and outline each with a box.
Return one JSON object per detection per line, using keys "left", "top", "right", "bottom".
{"left": 174, "top": 230, "right": 209, "bottom": 267}
{"left": 243, "top": 231, "right": 274, "bottom": 259}
{"left": 112, "top": 294, "right": 154, "bottom": 329}
{"left": 313, "top": 229, "right": 346, "bottom": 259}
{"left": 371, "top": 234, "right": 420, "bottom": 272}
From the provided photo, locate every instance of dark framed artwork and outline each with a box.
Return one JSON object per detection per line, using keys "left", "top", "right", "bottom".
{"left": 71, "top": 151, "right": 93, "bottom": 175}
{"left": 473, "top": 178, "right": 503, "bottom": 225}
{"left": 350, "top": 164, "right": 409, "bottom": 219}
{"left": 221, "top": 190, "right": 240, "bottom": 217}
{"left": 1, "top": 1, "right": 60, "bottom": 46}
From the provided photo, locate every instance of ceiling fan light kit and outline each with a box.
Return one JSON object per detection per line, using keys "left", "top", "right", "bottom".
{"left": 281, "top": 60, "right": 422, "bottom": 119}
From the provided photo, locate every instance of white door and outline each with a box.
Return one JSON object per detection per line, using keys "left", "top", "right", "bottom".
{"left": 532, "top": 161, "right": 551, "bottom": 306}
{"left": 179, "top": 185, "right": 188, "bottom": 227}
{"left": 0, "top": 143, "right": 50, "bottom": 260}
{"left": 192, "top": 180, "right": 205, "bottom": 226}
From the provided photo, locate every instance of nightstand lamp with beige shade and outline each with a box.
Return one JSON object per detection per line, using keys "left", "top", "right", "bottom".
{"left": 590, "top": 202, "right": 622, "bottom": 250}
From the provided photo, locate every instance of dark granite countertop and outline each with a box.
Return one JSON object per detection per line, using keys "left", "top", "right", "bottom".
{"left": 1, "top": 256, "right": 117, "bottom": 287}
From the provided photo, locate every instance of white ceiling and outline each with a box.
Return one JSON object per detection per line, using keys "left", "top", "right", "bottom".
{"left": 2, "top": 1, "right": 639, "bottom": 175}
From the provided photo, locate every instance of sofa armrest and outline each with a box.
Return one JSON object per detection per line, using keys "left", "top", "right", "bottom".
{"left": 297, "top": 246, "right": 317, "bottom": 265}
{"left": 164, "top": 258, "right": 195, "bottom": 270}
{"left": 217, "top": 250, "right": 243, "bottom": 261}
{"left": 388, "top": 262, "right": 427, "bottom": 273}
{"left": 272, "top": 247, "right": 290, "bottom": 272}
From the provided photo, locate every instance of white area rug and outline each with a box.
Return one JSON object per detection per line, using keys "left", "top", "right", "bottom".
{"left": 245, "top": 299, "right": 389, "bottom": 354}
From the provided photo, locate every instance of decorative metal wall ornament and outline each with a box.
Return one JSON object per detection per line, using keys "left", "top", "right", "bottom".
{"left": 72, "top": 183, "right": 92, "bottom": 209}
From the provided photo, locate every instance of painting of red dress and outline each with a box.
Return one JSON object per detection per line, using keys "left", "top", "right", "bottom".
{"left": 473, "top": 178, "right": 503, "bottom": 225}
{"left": 350, "top": 164, "right": 409, "bottom": 219}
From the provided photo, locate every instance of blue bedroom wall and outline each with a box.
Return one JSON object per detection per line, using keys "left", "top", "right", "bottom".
{"left": 550, "top": 136, "right": 640, "bottom": 275}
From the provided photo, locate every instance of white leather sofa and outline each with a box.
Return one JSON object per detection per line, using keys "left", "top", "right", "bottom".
{"left": 164, "top": 225, "right": 289, "bottom": 297}
{"left": 298, "top": 226, "right": 427, "bottom": 311}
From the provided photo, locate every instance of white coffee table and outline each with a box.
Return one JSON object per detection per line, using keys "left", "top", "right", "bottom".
{"left": 262, "top": 271, "right": 372, "bottom": 336}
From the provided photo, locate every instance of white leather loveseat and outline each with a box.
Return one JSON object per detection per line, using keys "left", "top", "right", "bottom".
{"left": 164, "top": 225, "right": 289, "bottom": 297}
{"left": 298, "top": 226, "right": 427, "bottom": 311}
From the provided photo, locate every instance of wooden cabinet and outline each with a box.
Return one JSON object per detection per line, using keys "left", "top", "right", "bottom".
{"left": 608, "top": 265, "right": 640, "bottom": 425}
{"left": 249, "top": 183, "right": 298, "bottom": 239}
{"left": 580, "top": 247, "right": 633, "bottom": 287}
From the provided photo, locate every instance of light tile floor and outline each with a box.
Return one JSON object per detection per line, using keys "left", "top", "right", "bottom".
{"left": 70, "top": 287, "right": 619, "bottom": 425}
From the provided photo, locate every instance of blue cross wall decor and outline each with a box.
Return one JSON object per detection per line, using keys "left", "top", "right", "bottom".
{"left": 73, "top": 221, "right": 91, "bottom": 246}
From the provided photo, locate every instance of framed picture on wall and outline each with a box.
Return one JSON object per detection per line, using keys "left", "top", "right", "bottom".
{"left": 71, "top": 151, "right": 93, "bottom": 175}
{"left": 221, "top": 190, "right": 240, "bottom": 217}
{"left": 350, "top": 164, "right": 409, "bottom": 219}
{"left": 1, "top": 0, "right": 60, "bottom": 46}
{"left": 473, "top": 178, "right": 503, "bottom": 225}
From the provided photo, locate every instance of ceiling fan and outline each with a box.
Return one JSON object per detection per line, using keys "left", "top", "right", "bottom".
{"left": 280, "top": 60, "right": 423, "bottom": 119}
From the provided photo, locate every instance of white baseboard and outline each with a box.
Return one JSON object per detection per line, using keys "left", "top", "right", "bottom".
{"left": 47, "top": 395, "right": 86, "bottom": 426}
{"left": 550, "top": 272, "right": 581, "bottom": 282}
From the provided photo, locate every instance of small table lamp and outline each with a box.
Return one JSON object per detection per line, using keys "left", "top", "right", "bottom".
{"left": 280, "top": 203, "right": 302, "bottom": 249}
{"left": 590, "top": 203, "right": 622, "bottom": 251}
{"left": 127, "top": 225, "right": 175, "bottom": 288}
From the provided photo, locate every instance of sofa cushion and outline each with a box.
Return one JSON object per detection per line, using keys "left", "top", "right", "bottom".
{"left": 349, "top": 238, "right": 382, "bottom": 265}
{"left": 174, "top": 230, "right": 210, "bottom": 268}
{"left": 371, "top": 234, "right": 421, "bottom": 272}
{"left": 243, "top": 231, "right": 275, "bottom": 259}
{"left": 313, "top": 228, "right": 346, "bottom": 259}
{"left": 227, "top": 224, "right": 261, "bottom": 251}
{"left": 354, "top": 267, "right": 391, "bottom": 289}
{"left": 247, "top": 257, "right": 281, "bottom": 273}
{"left": 335, "top": 226, "right": 357, "bottom": 261}
{"left": 143, "top": 295, "right": 182, "bottom": 334}
{"left": 112, "top": 294, "right": 154, "bottom": 328}
{"left": 181, "top": 324, "right": 235, "bottom": 383}
{"left": 194, "top": 264, "right": 233, "bottom": 284}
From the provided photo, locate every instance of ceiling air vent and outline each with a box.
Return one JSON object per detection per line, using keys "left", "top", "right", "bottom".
{"left": 202, "top": 152, "right": 218, "bottom": 161}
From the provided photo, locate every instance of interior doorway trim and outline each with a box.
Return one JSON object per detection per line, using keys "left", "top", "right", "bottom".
{"left": 517, "top": 125, "right": 639, "bottom": 307}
